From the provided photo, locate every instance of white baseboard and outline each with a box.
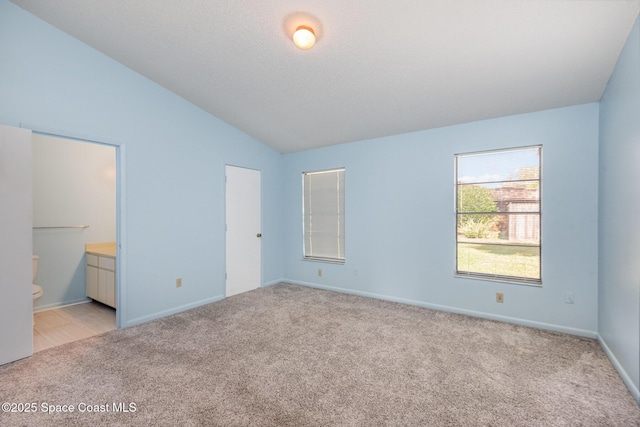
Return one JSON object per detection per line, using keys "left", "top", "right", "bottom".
{"left": 284, "top": 279, "right": 598, "bottom": 338}
{"left": 126, "top": 279, "right": 286, "bottom": 328}
{"left": 34, "top": 297, "right": 91, "bottom": 313}
{"left": 597, "top": 334, "right": 640, "bottom": 405}
{"left": 125, "top": 295, "right": 225, "bottom": 328}
{"left": 262, "top": 279, "right": 285, "bottom": 288}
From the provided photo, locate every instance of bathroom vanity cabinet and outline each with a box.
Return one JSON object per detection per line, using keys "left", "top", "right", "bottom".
{"left": 86, "top": 242, "right": 116, "bottom": 309}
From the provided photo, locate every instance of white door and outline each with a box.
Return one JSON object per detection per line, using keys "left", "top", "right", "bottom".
{"left": 225, "top": 165, "right": 261, "bottom": 297}
{"left": 0, "top": 125, "right": 33, "bottom": 365}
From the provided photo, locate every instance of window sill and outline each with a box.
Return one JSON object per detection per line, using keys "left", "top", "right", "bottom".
{"left": 454, "top": 273, "right": 542, "bottom": 287}
{"left": 302, "top": 257, "right": 345, "bottom": 265}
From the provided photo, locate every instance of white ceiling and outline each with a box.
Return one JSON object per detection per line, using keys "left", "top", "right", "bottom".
{"left": 11, "top": 0, "right": 640, "bottom": 153}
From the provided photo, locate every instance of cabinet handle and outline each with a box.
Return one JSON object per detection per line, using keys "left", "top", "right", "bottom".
{"left": 257, "top": 233, "right": 262, "bottom": 238}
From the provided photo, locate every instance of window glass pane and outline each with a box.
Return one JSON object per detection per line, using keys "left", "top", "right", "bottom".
{"left": 458, "top": 181, "right": 539, "bottom": 212}
{"left": 457, "top": 243, "right": 540, "bottom": 279}
{"left": 491, "top": 181, "right": 540, "bottom": 210}
{"left": 457, "top": 184, "right": 498, "bottom": 213}
{"left": 455, "top": 146, "right": 541, "bottom": 283}
{"left": 457, "top": 147, "right": 540, "bottom": 184}
{"left": 457, "top": 213, "right": 540, "bottom": 244}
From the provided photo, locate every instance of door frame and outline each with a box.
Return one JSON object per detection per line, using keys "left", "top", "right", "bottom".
{"left": 25, "top": 124, "right": 127, "bottom": 329}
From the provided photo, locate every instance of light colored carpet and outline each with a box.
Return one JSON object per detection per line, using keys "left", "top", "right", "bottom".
{"left": 1, "top": 283, "right": 638, "bottom": 426}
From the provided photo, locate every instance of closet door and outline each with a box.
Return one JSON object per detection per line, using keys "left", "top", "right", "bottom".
{"left": 225, "top": 165, "right": 261, "bottom": 297}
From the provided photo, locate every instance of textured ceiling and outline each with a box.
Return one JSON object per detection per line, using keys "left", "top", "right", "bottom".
{"left": 11, "top": 0, "right": 640, "bottom": 153}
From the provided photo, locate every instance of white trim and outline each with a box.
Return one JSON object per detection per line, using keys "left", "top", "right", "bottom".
{"left": 302, "top": 257, "right": 345, "bottom": 264}
{"left": 454, "top": 144, "right": 543, "bottom": 158}
{"left": 284, "top": 279, "right": 597, "bottom": 338}
{"left": 115, "top": 143, "right": 127, "bottom": 329}
{"left": 454, "top": 274, "right": 542, "bottom": 287}
{"left": 20, "top": 123, "right": 122, "bottom": 147}
{"left": 125, "top": 295, "right": 225, "bottom": 328}
{"left": 34, "top": 297, "right": 91, "bottom": 313}
{"left": 262, "top": 279, "right": 284, "bottom": 288}
{"left": 597, "top": 334, "right": 640, "bottom": 405}
{"left": 23, "top": 124, "right": 127, "bottom": 329}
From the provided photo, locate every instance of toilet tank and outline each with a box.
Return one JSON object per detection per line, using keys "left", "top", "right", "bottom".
{"left": 32, "top": 255, "right": 39, "bottom": 282}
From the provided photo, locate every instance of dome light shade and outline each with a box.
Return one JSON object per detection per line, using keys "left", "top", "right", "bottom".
{"left": 293, "top": 26, "right": 316, "bottom": 50}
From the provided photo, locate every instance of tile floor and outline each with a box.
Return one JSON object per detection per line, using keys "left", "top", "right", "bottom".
{"left": 33, "top": 301, "right": 116, "bottom": 352}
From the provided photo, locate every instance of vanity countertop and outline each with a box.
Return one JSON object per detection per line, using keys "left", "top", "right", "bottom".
{"left": 86, "top": 242, "right": 116, "bottom": 258}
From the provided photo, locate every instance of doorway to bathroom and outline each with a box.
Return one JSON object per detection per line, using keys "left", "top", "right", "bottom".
{"left": 31, "top": 133, "right": 120, "bottom": 352}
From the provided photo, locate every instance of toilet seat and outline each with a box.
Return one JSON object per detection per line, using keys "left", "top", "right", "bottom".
{"left": 32, "top": 284, "right": 42, "bottom": 298}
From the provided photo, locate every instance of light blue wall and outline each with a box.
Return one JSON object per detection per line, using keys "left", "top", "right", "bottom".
{"left": 598, "top": 17, "right": 640, "bottom": 402}
{"left": 32, "top": 134, "right": 116, "bottom": 310}
{"left": 0, "top": 0, "right": 283, "bottom": 326}
{"left": 283, "top": 103, "right": 600, "bottom": 336}
{"left": 4, "top": 3, "right": 635, "bottom": 398}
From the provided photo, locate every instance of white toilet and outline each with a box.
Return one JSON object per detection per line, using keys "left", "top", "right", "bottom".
{"left": 32, "top": 255, "right": 43, "bottom": 326}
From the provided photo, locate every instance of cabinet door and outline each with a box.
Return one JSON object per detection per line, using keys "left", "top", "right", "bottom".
{"left": 105, "top": 269, "right": 116, "bottom": 308}
{"left": 87, "top": 254, "right": 99, "bottom": 267}
{"left": 87, "top": 265, "right": 99, "bottom": 300}
{"left": 98, "top": 268, "right": 108, "bottom": 303}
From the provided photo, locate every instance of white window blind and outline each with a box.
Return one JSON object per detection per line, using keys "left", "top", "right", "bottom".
{"left": 303, "top": 168, "right": 345, "bottom": 262}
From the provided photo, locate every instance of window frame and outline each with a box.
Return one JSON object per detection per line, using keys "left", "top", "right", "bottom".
{"left": 454, "top": 145, "right": 542, "bottom": 286}
{"left": 302, "top": 167, "right": 345, "bottom": 264}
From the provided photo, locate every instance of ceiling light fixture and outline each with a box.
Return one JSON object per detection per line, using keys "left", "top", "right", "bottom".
{"left": 293, "top": 26, "right": 316, "bottom": 50}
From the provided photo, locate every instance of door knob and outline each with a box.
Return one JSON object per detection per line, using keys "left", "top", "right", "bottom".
{"left": 257, "top": 233, "right": 262, "bottom": 238}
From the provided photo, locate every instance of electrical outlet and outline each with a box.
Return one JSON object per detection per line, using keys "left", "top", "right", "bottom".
{"left": 176, "top": 278, "right": 182, "bottom": 288}
{"left": 564, "top": 292, "right": 575, "bottom": 304}
{"left": 317, "top": 269, "right": 322, "bottom": 277}
{"left": 496, "top": 292, "right": 504, "bottom": 303}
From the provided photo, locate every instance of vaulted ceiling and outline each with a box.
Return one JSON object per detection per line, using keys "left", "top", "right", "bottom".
{"left": 11, "top": 0, "right": 640, "bottom": 153}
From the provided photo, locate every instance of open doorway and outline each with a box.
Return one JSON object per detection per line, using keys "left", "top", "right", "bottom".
{"left": 31, "top": 133, "right": 119, "bottom": 352}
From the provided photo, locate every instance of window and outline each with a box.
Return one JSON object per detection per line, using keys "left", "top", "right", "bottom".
{"left": 455, "top": 146, "right": 541, "bottom": 284}
{"left": 303, "top": 168, "right": 345, "bottom": 262}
